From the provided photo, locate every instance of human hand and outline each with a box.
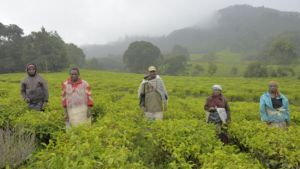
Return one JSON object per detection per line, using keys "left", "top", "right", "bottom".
{"left": 164, "top": 104, "right": 167, "bottom": 111}
{"left": 64, "top": 113, "right": 69, "bottom": 121}
{"left": 25, "top": 98, "right": 30, "bottom": 103}
{"left": 42, "top": 102, "right": 47, "bottom": 108}
{"left": 209, "top": 107, "right": 215, "bottom": 111}
{"left": 87, "top": 106, "right": 91, "bottom": 118}
{"left": 286, "top": 121, "right": 291, "bottom": 126}
{"left": 226, "top": 120, "right": 231, "bottom": 124}
{"left": 266, "top": 121, "right": 272, "bottom": 125}
{"left": 141, "top": 107, "right": 146, "bottom": 112}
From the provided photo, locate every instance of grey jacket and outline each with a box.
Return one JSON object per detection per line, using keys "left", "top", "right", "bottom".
{"left": 20, "top": 63, "right": 49, "bottom": 102}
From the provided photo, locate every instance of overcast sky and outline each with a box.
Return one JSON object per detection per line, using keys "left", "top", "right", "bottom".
{"left": 1, "top": 0, "right": 299, "bottom": 46}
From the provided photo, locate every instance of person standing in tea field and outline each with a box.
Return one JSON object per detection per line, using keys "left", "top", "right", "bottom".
{"left": 138, "top": 66, "right": 168, "bottom": 121}
{"left": 204, "top": 85, "right": 231, "bottom": 145}
{"left": 20, "top": 63, "right": 49, "bottom": 111}
{"left": 62, "top": 68, "right": 94, "bottom": 126}
{"left": 260, "top": 81, "right": 291, "bottom": 128}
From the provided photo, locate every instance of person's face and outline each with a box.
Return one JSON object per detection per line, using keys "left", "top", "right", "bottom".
{"left": 27, "top": 65, "right": 36, "bottom": 76}
{"left": 213, "top": 89, "right": 221, "bottom": 96}
{"left": 269, "top": 83, "right": 278, "bottom": 92}
{"left": 70, "top": 70, "right": 80, "bottom": 82}
{"left": 149, "top": 70, "right": 156, "bottom": 78}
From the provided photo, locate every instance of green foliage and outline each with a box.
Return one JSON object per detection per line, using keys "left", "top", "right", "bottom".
{"left": 65, "top": 43, "right": 86, "bottom": 67}
{"left": 83, "top": 57, "right": 103, "bottom": 70}
{"left": 164, "top": 55, "right": 187, "bottom": 76}
{"left": 171, "top": 44, "right": 191, "bottom": 61}
{"left": 207, "top": 61, "right": 217, "bottom": 76}
{"left": 230, "top": 67, "right": 238, "bottom": 77}
{"left": 22, "top": 27, "right": 70, "bottom": 72}
{"left": 244, "top": 61, "right": 267, "bottom": 78}
{"left": 268, "top": 39, "right": 297, "bottom": 70}
{"left": 0, "top": 23, "right": 24, "bottom": 73}
{"left": 123, "top": 41, "right": 162, "bottom": 73}
{"left": 2, "top": 70, "right": 300, "bottom": 168}
{"left": 97, "top": 54, "right": 127, "bottom": 72}
{"left": 200, "top": 53, "right": 217, "bottom": 62}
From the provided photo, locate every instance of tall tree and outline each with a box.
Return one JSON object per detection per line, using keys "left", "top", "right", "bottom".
{"left": 164, "top": 55, "right": 186, "bottom": 76}
{"left": 230, "top": 67, "right": 238, "bottom": 77}
{"left": 22, "top": 27, "right": 70, "bottom": 72}
{"left": 244, "top": 61, "right": 267, "bottom": 78}
{"left": 207, "top": 61, "right": 217, "bottom": 76}
{"left": 268, "top": 39, "right": 297, "bottom": 71}
{"left": 123, "top": 41, "right": 162, "bottom": 73}
{"left": 171, "top": 44, "right": 191, "bottom": 61}
{"left": 83, "top": 57, "right": 103, "bottom": 70}
{"left": 66, "top": 43, "right": 86, "bottom": 67}
{"left": 0, "top": 23, "right": 24, "bottom": 73}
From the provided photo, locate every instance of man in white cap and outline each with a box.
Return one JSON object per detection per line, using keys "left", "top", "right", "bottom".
{"left": 138, "top": 66, "right": 168, "bottom": 121}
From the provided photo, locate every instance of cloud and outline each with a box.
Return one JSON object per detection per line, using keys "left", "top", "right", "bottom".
{"left": 1, "top": 0, "right": 299, "bottom": 45}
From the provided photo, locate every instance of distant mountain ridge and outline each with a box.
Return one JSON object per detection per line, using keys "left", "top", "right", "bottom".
{"left": 81, "top": 5, "right": 300, "bottom": 59}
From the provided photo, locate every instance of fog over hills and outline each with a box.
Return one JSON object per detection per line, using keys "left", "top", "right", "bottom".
{"left": 81, "top": 5, "right": 300, "bottom": 59}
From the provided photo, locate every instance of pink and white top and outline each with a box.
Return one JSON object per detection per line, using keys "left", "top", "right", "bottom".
{"left": 62, "top": 78, "right": 93, "bottom": 108}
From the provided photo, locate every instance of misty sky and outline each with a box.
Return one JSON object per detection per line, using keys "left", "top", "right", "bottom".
{"left": 1, "top": 0, "right": 300, "bottom": 46}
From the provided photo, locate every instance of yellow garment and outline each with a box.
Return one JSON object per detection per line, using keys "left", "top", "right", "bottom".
{"left": 68, "top": 104, "right": 91, "bottom": 126}
{"left": 266, "top": 108, "right": 286, "bottom": 117}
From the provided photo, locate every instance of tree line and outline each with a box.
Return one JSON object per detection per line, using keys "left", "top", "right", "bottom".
{"left": 0, "top": 22, "right": 86, "bottom": 74}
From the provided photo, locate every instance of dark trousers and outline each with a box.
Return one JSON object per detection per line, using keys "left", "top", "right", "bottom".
{"left": 28, "top": 100, "right": 43, "bottom": 111}
{"left": 208, "top": 111, "right": 228, "bottom": 144}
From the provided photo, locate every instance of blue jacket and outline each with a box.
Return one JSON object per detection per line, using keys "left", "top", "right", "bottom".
{"left": 260, "top": 91, "right": 290, "bottom": 122}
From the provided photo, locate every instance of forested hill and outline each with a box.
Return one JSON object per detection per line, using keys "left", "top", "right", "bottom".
{"left": 81, "top": 5, "right": 300, "bottom": 58}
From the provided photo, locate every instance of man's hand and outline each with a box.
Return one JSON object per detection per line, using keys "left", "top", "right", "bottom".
{"left": 87, "top": 106, "right": 91, "bottom": 118}
{"left": 42, "top": 102, "right": 47, "bottom": 108}
{"left": 266, "top": 121, "right": 272, "bottom": 125}
{"left": 226, "top": 120, "right": 231, "bottom": 124}
{"left": 64, "top": 113, "right": 69, "bottom": 121}
{"left": 64, "top": 107, "right": 68, "bottom": 121}
{"left": 141, "top": 107, "right": 146, "bottom": 112}
{"left": 286, "top": 121, "right": 291, "bottom": 126}
{"left": 164, "top": 104, "right": 167, "bottom": 111}
{"left": 25, "top": 98, "right": 30, "bottom": 103}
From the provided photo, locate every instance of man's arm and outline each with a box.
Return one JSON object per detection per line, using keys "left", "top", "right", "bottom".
{"left": 139, "top": 83, "right": 146, "bottom": 111}
{"left": 42, "top": 78, "right": 49, "bottom": 102}
{"left": 20, "top": 82, "right": 29, "bottom": 102}
{"left": 62, "top": 83, "right": 68, "bottom": 121}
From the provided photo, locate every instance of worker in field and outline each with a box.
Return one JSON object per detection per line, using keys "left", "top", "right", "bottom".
{"left": 62, "top": 68, "right": 94, "bottom": 127}
{"left": 20, "top": 63, "right": 49, "bottom": 111}
{"left": 260, "top": 81, "right": 291, "bottom": 128}
{"left": 138, "top": 66, "right": 168, "bottom": 121}
{"left": 204, "top": 85, "right": 231, "bottom": 145}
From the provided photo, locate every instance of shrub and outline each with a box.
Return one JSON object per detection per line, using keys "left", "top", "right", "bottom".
{"left": 0, "top": 125, "right": 36, "bottom": 169}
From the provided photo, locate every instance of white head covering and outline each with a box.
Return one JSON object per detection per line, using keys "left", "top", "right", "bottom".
{"left": 212, "top": 85, "right": 222, "bottom": 92}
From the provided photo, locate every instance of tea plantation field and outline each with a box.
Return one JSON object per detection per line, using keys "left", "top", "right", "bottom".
{"left": 1, "top": 70, "right": 300, "bottom": 168}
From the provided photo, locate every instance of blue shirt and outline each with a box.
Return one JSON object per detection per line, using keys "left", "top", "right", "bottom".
{"left": 260, "top": 91, "right": 290, "bottom": 122}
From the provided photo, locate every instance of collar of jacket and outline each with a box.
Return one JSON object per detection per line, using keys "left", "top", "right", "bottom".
{"left": 67, "top": 78, "right": 82, "bottom": 84}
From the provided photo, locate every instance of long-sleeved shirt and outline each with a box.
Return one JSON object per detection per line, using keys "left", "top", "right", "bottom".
{"left": 260, "top": 91, "right": 290, "bottom": 122}
{"left": 204, "top": 94, "right": 231, "bottom": 121}
{"left": 20, "top": 73, "right": 49, "bottom": 102}
{"left": 62, "top": 78, "right": 93, "bottom": 108}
